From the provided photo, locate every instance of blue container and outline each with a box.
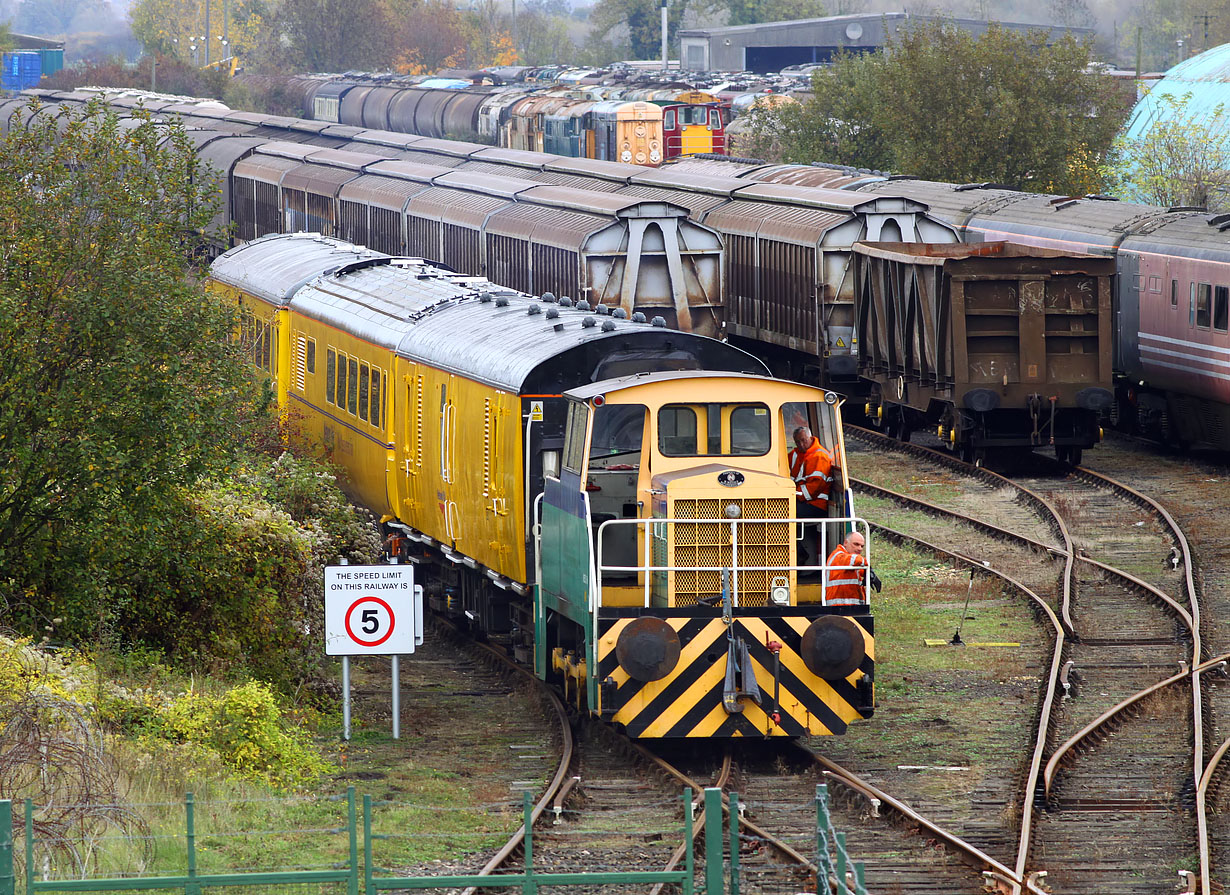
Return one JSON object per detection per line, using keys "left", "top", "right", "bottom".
{"left": 2, "top": 51, "right": 42, "bottom": 92}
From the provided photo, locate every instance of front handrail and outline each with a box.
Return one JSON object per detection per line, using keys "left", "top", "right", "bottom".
{"left": 594, "top": 515, "right": 871, "bottom": 608}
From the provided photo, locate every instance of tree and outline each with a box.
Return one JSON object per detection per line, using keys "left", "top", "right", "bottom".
{"left": 708, "top": 0, "right": 829, "bottom": 27}
{"left": 388, "top": 0, "right": 468, "bottom": 73}
{"left": 14, "top": 0, "right": 114, "bottom": 35}
{"left": 0, "top": 100, "right": 257, "bottom": 641}
{"left": 1104, "top": 92, "right": 1230, "bottom": 210}
{"left": 128, "top": 0, "right": 268, "bottom": 64}
{"left": 271, "top": 0, "right": 395, "bottom": 71}
{"left": 515, "top": 5, "right": 578, "bottom": 64}
{"left": 751, "top": 22, "right": 1128, "bottom": 194}
{"left": 587, "top": 0, "right": 691, "bottom": 60}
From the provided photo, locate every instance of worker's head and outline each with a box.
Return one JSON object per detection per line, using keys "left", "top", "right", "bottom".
{"left": 792, "top": 426, "right": 812, "bottom": 451}
{"left": 843, "top": 532, "right": 865, "bottom": 554}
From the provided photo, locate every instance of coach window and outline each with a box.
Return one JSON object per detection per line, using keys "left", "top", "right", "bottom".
{"left": 370, "top": 369, "right": 382, "bottom": 428}
{"left": 1191, "top": 283, "right": 1197, "bottom": 326}
{"left": 1216, "top": 286, "right": 1229, "bottom": 332}
{"left": 337, "top": 353, "right": 348, "bottom": 410}
{"left": 1172, "top": 280, "right": 1178, "bottom": 309}
{"left": 1198, "top": 283, "right": 1212, "bottom": 328}
{"left": 358, "top": 363, "right": 370, "bottom": 422}
{"left": 326, "top": 350, "right": 337, "bottom": 404}
{"left": 307, "top": 339, "right": 316, "bottom": 374}
{"left": 347, "top": 358, "right": 359, "bottom": 415}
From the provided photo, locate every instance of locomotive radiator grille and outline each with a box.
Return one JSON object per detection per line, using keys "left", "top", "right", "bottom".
{"left": 666, "top": 497, "right": 791, "bottom": 607}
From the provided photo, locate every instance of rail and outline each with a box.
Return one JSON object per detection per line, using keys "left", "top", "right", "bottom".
{"left": 850, "top": 425, "right": 1211, "bottom": 890}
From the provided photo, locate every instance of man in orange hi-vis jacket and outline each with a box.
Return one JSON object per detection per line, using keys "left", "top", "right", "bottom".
{"left": 789, "top": 426, "right": 832, "bottom": 569}
{"left": 825, "top": 531, "right": 882, "bottom": 605}
{"left": 789, "top": 426, "right": 832, "bottom": 513}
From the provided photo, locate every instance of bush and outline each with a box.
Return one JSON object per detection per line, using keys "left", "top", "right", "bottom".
{"left": 148, "top": 681, "right": 332, "bottom": 788}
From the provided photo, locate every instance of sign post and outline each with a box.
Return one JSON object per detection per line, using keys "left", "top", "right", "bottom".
{"left": 325, "top": 561, "right": 424, "bottom": 740}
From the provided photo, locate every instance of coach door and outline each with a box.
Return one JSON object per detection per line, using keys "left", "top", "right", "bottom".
{"left": 439, "top": 375, "right": 461, "bottom": 547}
{"left": 400, "top": 364, "right": 424, "bottom": 523}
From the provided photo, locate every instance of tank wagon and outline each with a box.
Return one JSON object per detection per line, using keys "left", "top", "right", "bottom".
{"left": 852, "top": 242, "right": 1115, "bottom": 463}
{"left": 298, "top": 77, "right": 667, "bottom": 166}
{"left": 211, "top": 232, "right": 876, "bottom": 738}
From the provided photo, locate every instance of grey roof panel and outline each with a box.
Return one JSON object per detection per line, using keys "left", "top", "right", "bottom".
{"left": 210, "top": 232, "right": 390, "bottom": 305}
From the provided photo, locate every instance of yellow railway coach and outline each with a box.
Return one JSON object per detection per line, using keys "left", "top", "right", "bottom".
{"left": 209, "top": 232, "right": 875, "bottom": 739}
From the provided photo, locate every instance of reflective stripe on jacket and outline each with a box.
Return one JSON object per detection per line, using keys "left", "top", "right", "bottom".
{"left": 789, "top": 437, "right": 833, "bottom": 510}
{"left": 825, "top": 545, "right": 867, "bottom": 605}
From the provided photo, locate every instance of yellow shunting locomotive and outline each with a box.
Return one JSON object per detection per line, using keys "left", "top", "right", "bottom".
{"left": 210, "top": 232, "right": 874, "bottom": 739}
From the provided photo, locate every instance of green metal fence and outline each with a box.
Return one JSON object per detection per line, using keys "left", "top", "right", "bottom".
{"left": 0, "top": 785, "right": 865, "bottom": 895}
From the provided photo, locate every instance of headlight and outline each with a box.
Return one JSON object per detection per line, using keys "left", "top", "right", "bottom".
{"left": 724, "top": 503, "right": 741, "bottom": 519}
{"left": 621, "top": 150, "right": 632, "bottom": 162}
{"left": 770, "top": 576, "right": 790, "bottom": 605}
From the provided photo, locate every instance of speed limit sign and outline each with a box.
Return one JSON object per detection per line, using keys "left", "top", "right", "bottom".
{"left": 324, "top": 564, "right": 423, "bottom": 655}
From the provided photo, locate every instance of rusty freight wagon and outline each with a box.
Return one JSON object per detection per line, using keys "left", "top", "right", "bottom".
{"left": 853, "top": 242, "right": 1115, "bottom": 464}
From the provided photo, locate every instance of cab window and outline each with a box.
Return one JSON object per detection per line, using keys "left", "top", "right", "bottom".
{"left": 562, "top": 402, "right": 589, "bottom": 474}
{"left": 729, "top": 406, "right": 771, "bottom": 454}
{"left": 658, "top": 403, "right": 771, "bottom": 457}
{"left": 590, "top": 404, "right": 647, "bottom": 467}
{"left": 664, "top": 109, "right": 676, "bottom": 130}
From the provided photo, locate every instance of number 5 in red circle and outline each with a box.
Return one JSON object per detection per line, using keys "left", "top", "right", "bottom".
{"left": 344, "top": 597, "right": 396, "bottom": 648}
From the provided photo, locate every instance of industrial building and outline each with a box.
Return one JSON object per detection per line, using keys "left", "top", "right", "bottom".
{"left": 678, "top": 13, "right": 1094, "bottom": 72}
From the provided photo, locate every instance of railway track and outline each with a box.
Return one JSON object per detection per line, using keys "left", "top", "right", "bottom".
{"left": 422, "top": 430, "right": 1229, "bottom": 893}
{"left": 844, "top": 427, "right": 1223, "bottom": 893}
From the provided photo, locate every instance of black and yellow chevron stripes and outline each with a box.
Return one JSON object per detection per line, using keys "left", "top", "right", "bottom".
{"left": 596, "top": 615, "right": 874, "bottom": 739}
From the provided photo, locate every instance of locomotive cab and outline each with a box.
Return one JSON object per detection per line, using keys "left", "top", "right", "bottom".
{"left": 537, "top": 371, "right": 876, "bottom": 738}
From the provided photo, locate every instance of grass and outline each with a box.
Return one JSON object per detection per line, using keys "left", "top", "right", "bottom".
{"left": 17, "top": 642, "right": 547, "bottom": 884}
{"left": 823, "top": 537, "right": 1047, "bottom": 771}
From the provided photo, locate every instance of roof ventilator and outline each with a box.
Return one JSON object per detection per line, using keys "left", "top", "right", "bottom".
{"left": 631, "top": 311, "right": 646, "bottom": 323}
{"left": 528, "top": 304, "right": 542, "bottom": 315}
{"left": 559, "top": 296, "right": 573, "bottom": 307}
{"left": 651, "top": 316, "right": 666, "bottom": 327}
{"left": 582, "top": 316, "right": 596, "bottom": 328}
